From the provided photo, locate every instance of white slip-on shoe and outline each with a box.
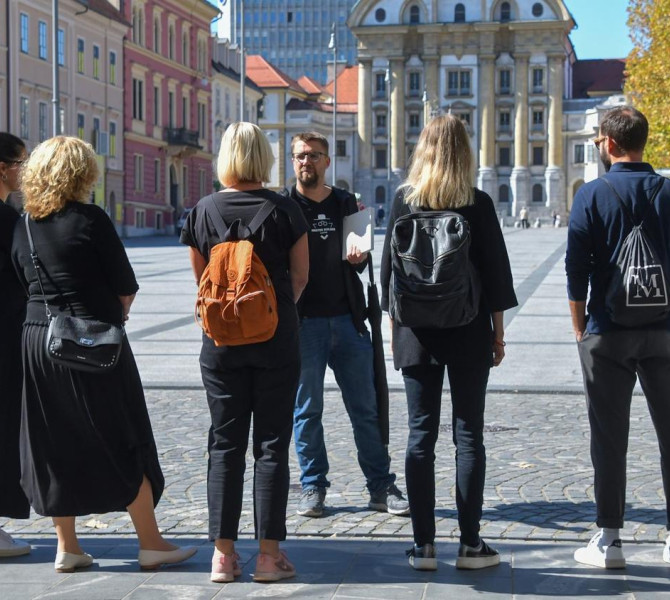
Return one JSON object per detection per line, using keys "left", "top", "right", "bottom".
{"left": 0, "top": 528, "right": 31, "bottom": 557}
{"left": 138, "top": 546, "right": 197, "bottom": 570}
{"left": 54, "top": 551, "right": 93, "bottom": 573}
{"left": 574, "top": 531, "right": 625, "bottom": 569}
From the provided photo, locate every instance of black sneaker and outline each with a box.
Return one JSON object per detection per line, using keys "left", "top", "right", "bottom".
{"left": 297, "top": 488, "right": 326, "bottom": 518}
{"left": 368, "top": 483, "right": 410, "bottom": 516}
{"left": 406, "top": 543, "right": 437, "bottom": 571}
{"left": 456, "top": 539, "right": 500, "bottom": 570}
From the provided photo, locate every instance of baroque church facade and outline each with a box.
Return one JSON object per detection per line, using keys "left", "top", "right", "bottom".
{"left": 348, "top": 0, "right": 600, "bottom": 221}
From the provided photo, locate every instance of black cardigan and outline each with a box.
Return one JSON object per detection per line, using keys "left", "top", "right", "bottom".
{"left": 380, "top": 188, "right": 518, "bottom": 369}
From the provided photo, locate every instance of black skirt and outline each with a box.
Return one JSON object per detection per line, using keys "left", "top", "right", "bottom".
{"left": 19, "top": 322, "right": 164, "bottom": 516}
{"left": 0, "top": 315, "right": 30, "bottom": 519}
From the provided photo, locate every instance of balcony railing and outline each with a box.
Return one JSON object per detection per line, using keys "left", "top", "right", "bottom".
{"left": 165, "top": 128, "right": 201, "bottom": 148}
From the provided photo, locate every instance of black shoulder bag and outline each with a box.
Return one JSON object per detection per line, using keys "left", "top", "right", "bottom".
{"left": 25, "top": 215, "right": 125, "bottom": 373}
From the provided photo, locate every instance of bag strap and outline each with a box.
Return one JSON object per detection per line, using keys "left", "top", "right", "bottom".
{"left": 24, "top": 214, "right": 52, "bottom": 320}
{"left": 205, "top": 194, "right": 275, "bottom": 241}
{"left": 367, "top": 255, "right": 375, "bottom": 285}
{"left": 601, "top": 176, "right": 664, "bottom": 227}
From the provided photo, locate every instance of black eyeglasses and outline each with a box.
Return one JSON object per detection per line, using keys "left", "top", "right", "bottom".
{"left": 292, "top": 151, "right": 328, "bottom": 163}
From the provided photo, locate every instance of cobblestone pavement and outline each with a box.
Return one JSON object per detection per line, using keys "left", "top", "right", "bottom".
{"left": 2, "top": 228, "right": 669, "bottom": 598}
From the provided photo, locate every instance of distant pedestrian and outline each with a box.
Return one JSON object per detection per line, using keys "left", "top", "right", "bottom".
{"left": 12, "top": 136, "right": 194, "bottom": 573}
{"left": 566, "top": 106, "right": 670, "bottom": 568}
{"left": 0, "top": 133, "right": 31, "bottom": 558}
{"left": 376, "top": 205, "right": 385, "bottom": 227}
{"left": 285, "top": 131, "right": 409, "bottom": 519}
{"left": 381, "top": 115, "right": 517, "bottom": 571}
{"left": 519, "top": 206, "right": 529, "bottom": 229}
{"left": 181, "top": 122, "right": 309, "bottom": 583}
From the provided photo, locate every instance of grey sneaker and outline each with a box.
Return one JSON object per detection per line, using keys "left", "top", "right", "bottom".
{"left": 297, "top": 487, "right": 326, "bottom": 517}
{"left": 406, "top": 543, "right": 437, "bottom": 570}
{"left": 368, "top": 483, "right": 410, "bottom": 516}
{"left": 456, "top": 539, "right": 500, "bottom": 570}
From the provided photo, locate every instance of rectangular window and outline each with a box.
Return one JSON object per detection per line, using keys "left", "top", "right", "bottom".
{"left": 92, "top": 117, "right": 100, "bottom": 151}
{"left": 532, "top": 109, "right": 544, "bottom": 131}
{"left": 375, "top": 113, "right": 387, "bottom": 134}
{"left": 134, "top": 155, "right": 144, "bottom": 191}
{"left": 39, "top": 102, "right": 48, "bottom": 141}
{"left": 574, "top": 143, "right": 585, "bottom": 164}
{"left": 448, "top": 71, "right": 459, "bottom": 95}
{"left": 58, "top": 29, "right": 65, "bottom": 65}
{"left": 168, "top": 91, "right": 175, "bottom": 127}
{"left": 39, "top": 21, "right": 48, "bottom": 59}
{"left": 198, "top": 102, "right": 206, "bottom": 138}
{"left": 498, "top": 146, "right": 511, "bottom": 167}
{"left": 532, "top": 68, "right": 544, "bottom": 93}
{"left": 154, "top": 159, "right": 161, "bottom": 193}
{"left": 20, "top": 14, "right": 29, "bottom": 53}
{"left": 77, "top": 113, "right": 85, "bottom": 139}
{"left": 109, "top": 122, "right": 117, "bottom": 157}
{"left": 154, "top": 86, "right": 160, "bottom": 126}
{"left": 133, "top": 78, "right": 144, "bottom": 120}
{"left": 374, "top": 147, "right": 387, "bottom": 169}
{"left": 155, "top": 212, "right": 163, "bottom": 231}
{"left": 499, "top": 111, "right": 511, "bottom": 132}
{"left": 409, "top": 113, "right": 420, "bottom": 131}
{"left": 109, "top": 51, "right": 116, "bottom": 85}
{"left": 135, "top": 209, "right": 145, "bottom": 228}
{"left": 447, "top": 70, "right": 471, "bottom": 96}
{"left": 532, "top": 145, "right": 544, "bottom": 166}
{"left": 408, "top": 72, "right": 421, "bottom": 96}
{"left": 375, "top": 73, "right": 386, "bottom": 98}
{"left": 499, "top": 69, "right": 511, "bottom": 94}
{"left": 182, "top": 97, "right": 188, "bottom": 128}
{"left": 77, "top": 38, "right": 85, "bottom": 73}
{"left": 336, "top": 140, "right": 346, "bottom": 157}
{"left": 460, "top": 71, "right": 471, "bottom": 95}
{"left": 93, "top": 45, "right": 100, "bottom": 79}
{"left": 586, "top": 144, "right": 597, "bottom": 163}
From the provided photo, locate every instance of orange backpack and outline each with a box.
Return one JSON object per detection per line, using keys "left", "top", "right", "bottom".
{"left": 195, "top": 197, "right": 278, "bottom": 346}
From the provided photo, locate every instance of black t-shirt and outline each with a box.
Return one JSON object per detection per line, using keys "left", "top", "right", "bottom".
{"left": 0, "top": 201, "right": 26, "bottom": 320}
{"left": 293, "top": 189, "right": 349, "bottom": 317}
{"left": 12, "top": 203, "right": 139, "bottom": 325}
{"left": 180, "top": 189, "right": 308, "bottom": 367}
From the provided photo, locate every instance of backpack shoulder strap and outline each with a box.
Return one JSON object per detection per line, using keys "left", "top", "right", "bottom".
{"left": 602, "top": 175, "right": 664, "bottom": 226}
{"left": 246, "top": 200, "right": 275, "bottom": 236}
{"left": 204, "top": 194, "right": 229, "bottom": 240}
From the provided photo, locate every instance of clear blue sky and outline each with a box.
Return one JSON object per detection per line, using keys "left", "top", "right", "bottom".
{"left": 567, "top": 0, "right": 633, "bottom": 59}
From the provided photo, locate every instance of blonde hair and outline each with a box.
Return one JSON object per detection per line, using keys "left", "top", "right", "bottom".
{"left": 22, "top": 136, "right": 98, "bottom": 219}
{"left": 402, "top": 114, "right": 474, "bottom": 210}
{"left": 217, "top": 122, "right": 274, "bottom": 186}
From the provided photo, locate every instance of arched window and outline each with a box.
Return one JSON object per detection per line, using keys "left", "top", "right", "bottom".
{"left": 501, "top": 2, "right": 511, "bottom": 22}
{"left": 455, "top": 3, "right": 466, "bottom": 23}
{"left": 409, "top": 5, "right": 420, "bottom": 24}
{"left": 532, "top": 183, "right": 544, "bottom": 203}
{"left": 499, "top": 184, "right": 509, "bottom": 203}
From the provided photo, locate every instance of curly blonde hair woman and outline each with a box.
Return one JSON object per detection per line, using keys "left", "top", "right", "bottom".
{"left": 12, "top": 136, "right": 196, "bottom": 573}
{"left": 381, "top": 115, "right": 518, "bottom": 572}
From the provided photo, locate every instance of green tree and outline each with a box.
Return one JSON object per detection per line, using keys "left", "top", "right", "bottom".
{"left": 626, "top": 0, "right": 670, "bottom": 167}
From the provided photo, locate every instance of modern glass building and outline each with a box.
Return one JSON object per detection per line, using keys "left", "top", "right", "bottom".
{"left": 218, "top": 0, "right": 358, "bottom": 83}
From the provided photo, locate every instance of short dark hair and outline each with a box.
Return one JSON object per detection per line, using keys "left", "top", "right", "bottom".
{"left": 0, "top": 132, "right": 26, "bottom": 163}
{"left": 290, "top": 131, "right": 329, "bottom": 155}
{"left": 599, "top": 106, "right": 648, "bottom": 153}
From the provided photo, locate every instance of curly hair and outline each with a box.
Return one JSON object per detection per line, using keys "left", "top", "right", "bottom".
{"left": 22, "top": 136, "right": 99, "bottom": 219}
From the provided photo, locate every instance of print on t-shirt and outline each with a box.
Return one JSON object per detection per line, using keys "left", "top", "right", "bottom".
{"left": 311, "top": 213, "right": 336, "bottom": 240}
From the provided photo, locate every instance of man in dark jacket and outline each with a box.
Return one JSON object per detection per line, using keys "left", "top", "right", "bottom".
{"left": 287, "top": 131, "right": 408, "bottom": 518}
{"left": 566, "top": 106, "right": 670, "bottom": 568}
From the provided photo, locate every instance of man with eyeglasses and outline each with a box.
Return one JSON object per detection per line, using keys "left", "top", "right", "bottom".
{"left": 284, "top": 131, "right": 409, "bottom": 518}
{"left": 566, "top": 106, "right": 670, "bottom": 568}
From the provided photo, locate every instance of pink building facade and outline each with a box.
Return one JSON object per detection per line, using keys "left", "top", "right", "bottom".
{"left": 122, "top": 0, "right": 218, "bottom": 236}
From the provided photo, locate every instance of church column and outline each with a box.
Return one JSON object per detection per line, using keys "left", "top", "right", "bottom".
{"left": 477, "top": 55, "right": 497, "bottom": 198}
{"left": 390, "top": 57, "right": 406, "bottom": 184}
{"left": 545, "top": 53, "right": 566, "bottom": 214}
{"left": 510, "top": 54, "right": 529, "bottom": 216}
{"left": 355, "top": 58, "right": 373, "bottom": 204}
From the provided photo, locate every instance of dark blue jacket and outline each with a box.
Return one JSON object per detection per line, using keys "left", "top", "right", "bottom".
{"left": 566, "top": 162, "right": 670, "bottom": 333}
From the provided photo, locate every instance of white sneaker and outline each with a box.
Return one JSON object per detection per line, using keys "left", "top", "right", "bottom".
{"left": 0, "top": 528, "right": 31, "bottom": 558}
{"left": 574, "top": 531, "right": 625, "bottom": 569}
{"left": 663, "top": 536, "right": 670, "bottom": 564}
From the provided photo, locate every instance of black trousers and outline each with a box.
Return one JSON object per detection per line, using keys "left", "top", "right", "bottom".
{"left": 578, "top": 329, "right": 670, "bottom": 529}
{"left": 201, "top": 359, "right": 300, "bottom": 541}
{"left": 402, "top": 362, "right": 490, "bottom": 547}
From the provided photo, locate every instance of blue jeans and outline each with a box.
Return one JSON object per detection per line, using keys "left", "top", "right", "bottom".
{"left": 402, "top": 363, "right": 489, "bottom": 547}
{"left": 293, "top": 314, "right": 394, "bottom": 493}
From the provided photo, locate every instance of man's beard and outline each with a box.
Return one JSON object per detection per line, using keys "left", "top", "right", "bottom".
{"left": 599, "top": 146, "right": 612, "bottom": 172}
{"left": 298, "top": 170, "right": 319, "bottom": 188}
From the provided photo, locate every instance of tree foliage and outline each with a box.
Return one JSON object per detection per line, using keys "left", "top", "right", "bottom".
{"left": 625, "top": 0, "right": 670, "bottom": 167}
